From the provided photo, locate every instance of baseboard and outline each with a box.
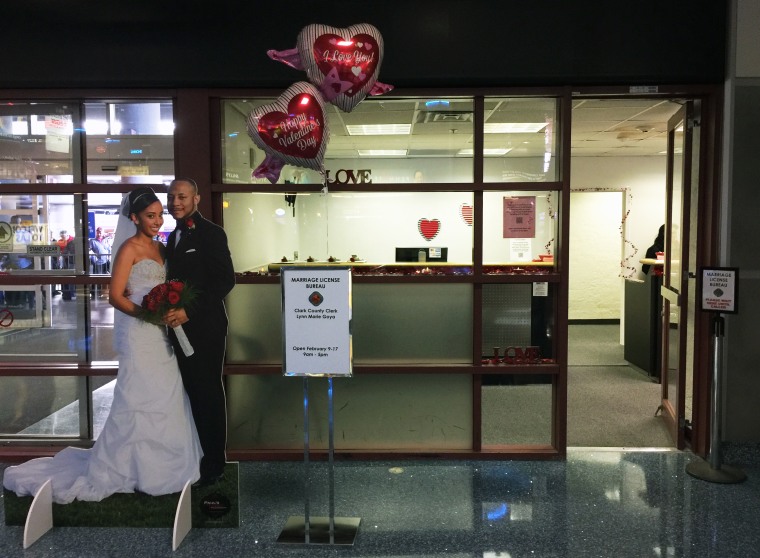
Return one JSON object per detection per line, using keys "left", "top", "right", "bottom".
{"left": 568, "top": 319, "right": 620, "bottom": 325}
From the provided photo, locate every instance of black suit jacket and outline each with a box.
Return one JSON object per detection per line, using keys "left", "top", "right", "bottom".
{"left": 166, "top": 212, "right": 235, "bottom": 343}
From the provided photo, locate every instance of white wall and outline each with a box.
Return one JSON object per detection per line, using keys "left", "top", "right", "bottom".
{"left": 569, "top": 156, "right": 667, "bottom": 319}
{"left": 568, "top": 191, "right": 623, "bottom": 320}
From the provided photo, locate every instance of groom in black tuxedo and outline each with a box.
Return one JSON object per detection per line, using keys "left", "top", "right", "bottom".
{"left": 165, "top": 178, "right": 235, "bottom": 487}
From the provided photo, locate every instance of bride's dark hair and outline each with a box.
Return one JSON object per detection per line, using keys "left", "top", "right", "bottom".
{"left": 123, "top": 187, "right": 160, "bottom": 217}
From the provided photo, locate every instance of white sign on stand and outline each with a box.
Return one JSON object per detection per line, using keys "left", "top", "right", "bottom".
{"left": 282, "top": 267, "right": 352, "bottom": 377}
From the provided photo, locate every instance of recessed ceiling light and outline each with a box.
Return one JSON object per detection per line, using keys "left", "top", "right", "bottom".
{"left": 346, "top": 124, "right": 411, "bottom": 135}
{"left": 484, "top": 123, "right": 547, "bottom": 134}
{"left": 457, "top": 148, "right": 512, "bottom": 156}
{"left": 358, "top": 149, "right": 408, "bottom": 156}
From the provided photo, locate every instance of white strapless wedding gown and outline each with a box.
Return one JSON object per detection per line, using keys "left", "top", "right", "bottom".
{"left": 3, "top": 259, "right": 202, "bottom": 504}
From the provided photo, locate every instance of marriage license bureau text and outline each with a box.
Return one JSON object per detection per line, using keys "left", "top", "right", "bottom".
{"left": 284, "top": 270, "right": 351, "bottom": 376}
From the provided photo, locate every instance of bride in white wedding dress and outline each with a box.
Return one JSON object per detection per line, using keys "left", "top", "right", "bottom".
{"left": 3, "top": 187, "right": 201, "bottom": 504}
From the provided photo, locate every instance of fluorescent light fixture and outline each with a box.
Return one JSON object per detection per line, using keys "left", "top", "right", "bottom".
{"left": 346, "top": 124, "right": 411, "bottom": 135}
{"left": 11, "top": 120, "right": 28, "bottom": 135}
{"left": 484, "top": 122, "right": 547, "bottom": 134}
{"left": 457, "top": 148, "right": 512, "bottom": 156}
{"left": 358, "top": 149, "right": 408, "bottom": 156}
{"left": 158, "top": 120, "right": 175, "bottom": 135}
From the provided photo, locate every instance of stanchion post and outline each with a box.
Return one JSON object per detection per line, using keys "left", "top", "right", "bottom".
{"left": 686, "top": 313, "right": 746, "bottom": 483}
{"left": 709, "top": 316, "right": 724, "bottom": 470}
{"left": 303, "top": 377, "right": 310, "bottom": 544}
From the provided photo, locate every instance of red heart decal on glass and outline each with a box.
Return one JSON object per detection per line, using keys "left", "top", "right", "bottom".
{"left": 460, "top": 204, "right": 474, "bottom": 226}
{"left": 246, "top": 82, "right": 329, "bottom": 174}
{"left": 298, "top": 23, "right": 384, "bottom": 112}
{"left": 418, "top": 218, "right": 440, "bottom": 241}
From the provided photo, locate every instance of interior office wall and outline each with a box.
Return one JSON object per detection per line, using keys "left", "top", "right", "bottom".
{"left": 1, "top": 1, "right": 727, "bottom": 89}
{"left": 571, "top": 156, "right": 667, "bottom": 281}
{"left": 567, "top": 192, "right": 623, "bottom": 321}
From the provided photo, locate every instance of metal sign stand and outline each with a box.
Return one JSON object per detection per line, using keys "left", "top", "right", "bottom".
{"left": 277, "top": 377, "right": 360, "bottom": 545}
{"left": 686, "top": 316, "right": 746, "bottom": 483}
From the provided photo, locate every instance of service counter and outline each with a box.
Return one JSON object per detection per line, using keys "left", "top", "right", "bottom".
{"left": 624, "top": 262, "right": 663, "bottom": 379}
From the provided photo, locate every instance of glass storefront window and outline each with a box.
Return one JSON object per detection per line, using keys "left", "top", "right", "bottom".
{"left": 481, "top": 283, "right": 555, "bottom": 363}
{"left": 221, "top": 97, "right": 474, "bottom": 185}
{"left": 0, "top": 375, "right": 114, "bottom": 438}
{"left": 0, "top": 102, "right": 80, "bottom": 183}
{"left": 84, "top": 101, "right": 175, "bottom": 184}
{"left": 227, "top": 283, "right": 473, "bottom": 365}
{"left": 483, "top": 97, "right": 559, "bottom": 183}
{"left": 227, "top": 374, "right": 472, "bottom": 450}
{"left": 1, "top": 194, "right": 78, "bottom": 273}
{"left": 223, "top": 191, "right": 474, "bottom": 273}
{"left": 481, "top": 374, "right": 552, "bottom": 446}
{"left": 482, "top": 190, "right": 559, "bottom": 271}
{"left": 0, "top": 192, "right": 175, "bottom": 364}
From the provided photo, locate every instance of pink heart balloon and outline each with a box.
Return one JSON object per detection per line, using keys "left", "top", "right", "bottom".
{"left": 297, "top": 23, "right": 385, "bottom": 113}
{"left": 246, "top": 82, "right": 329, "bottom": 181}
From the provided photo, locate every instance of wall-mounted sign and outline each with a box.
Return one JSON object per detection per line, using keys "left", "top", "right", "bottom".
{"left": 701, "top": 267, "right": 739, "bottom": 313}
{"left": 282, "top": 267, "right": 352, "bottom": 377}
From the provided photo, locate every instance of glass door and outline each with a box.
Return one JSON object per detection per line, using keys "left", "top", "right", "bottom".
{"left": 659, "top": 102, "right": 695, "bottom": 448}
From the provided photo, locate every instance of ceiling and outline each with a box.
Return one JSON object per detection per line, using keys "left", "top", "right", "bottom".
{"left": 232, "top": 97, "right": 684, "bottom": 159}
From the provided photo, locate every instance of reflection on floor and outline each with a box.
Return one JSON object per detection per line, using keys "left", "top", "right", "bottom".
{"left": 2, "top": 450, "right": 758, "bottom": 557}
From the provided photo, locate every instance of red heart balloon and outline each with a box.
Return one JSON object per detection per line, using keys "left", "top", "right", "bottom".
{"left": 418, "top": 218, "right": 441, "bottom": 241}
{"left": 460, "top": 204, "right": 474, "bottom": 226}
{"left": 246, "top": 82, "right": 329, "bottom": 175}
{"left": 298, "top": 23, "right": 385, "bottom": 112}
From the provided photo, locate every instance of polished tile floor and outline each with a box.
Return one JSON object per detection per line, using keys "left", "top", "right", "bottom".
{"left": 2, "top": 449, "right": 758, "bottom": 557}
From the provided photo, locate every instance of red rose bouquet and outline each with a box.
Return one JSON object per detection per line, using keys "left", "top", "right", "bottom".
{"left": 139, "top": 279, "right": 198, "bottom": 356}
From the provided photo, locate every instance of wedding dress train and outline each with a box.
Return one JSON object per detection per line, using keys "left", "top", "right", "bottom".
{"left": 3, "top": 259, "right": 201, "bottom": 504}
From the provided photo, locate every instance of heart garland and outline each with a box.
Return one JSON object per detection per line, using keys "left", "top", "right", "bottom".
{"left": 418, "top": 218, "right": 440, "bottom": 241}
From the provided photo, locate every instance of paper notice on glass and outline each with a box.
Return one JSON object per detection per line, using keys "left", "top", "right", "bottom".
{"left": 510, "top": 239, "right": 531, "bottom": 262}
{"left": 533, "top": 282, "right": 549, "bottom": 296}
{"left": 45, "top": 115, "right": 72, "bottom": 154}
{"left": 282, "top": 267, "right": 352, "bottom": 377}
{"left": 503, "top": 196, "right": 536, "bottom": 238}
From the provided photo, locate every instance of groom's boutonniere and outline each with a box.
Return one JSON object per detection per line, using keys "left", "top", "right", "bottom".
{"left": 185, "top": 218, "right": 196, "bottom": 230}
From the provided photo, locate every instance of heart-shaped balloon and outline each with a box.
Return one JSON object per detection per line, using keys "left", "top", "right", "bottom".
{"left": 246, "top": 82, "right": 329, "bottom": 183}
{"left": 269, "top": 23, "right": 392, "bottom": 113}
{"left": 418, "top": 218, "right": 440, "bottom": 241}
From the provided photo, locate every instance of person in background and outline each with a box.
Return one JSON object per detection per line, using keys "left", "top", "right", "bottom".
{"left": 642, "top": 224, "right": 665, "bottom": 276}
{"left": 89, "top": 227, "right": 111, "bottom": 298}
{"left": 57, "top": 230, "right": 76, "bottom": 300}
